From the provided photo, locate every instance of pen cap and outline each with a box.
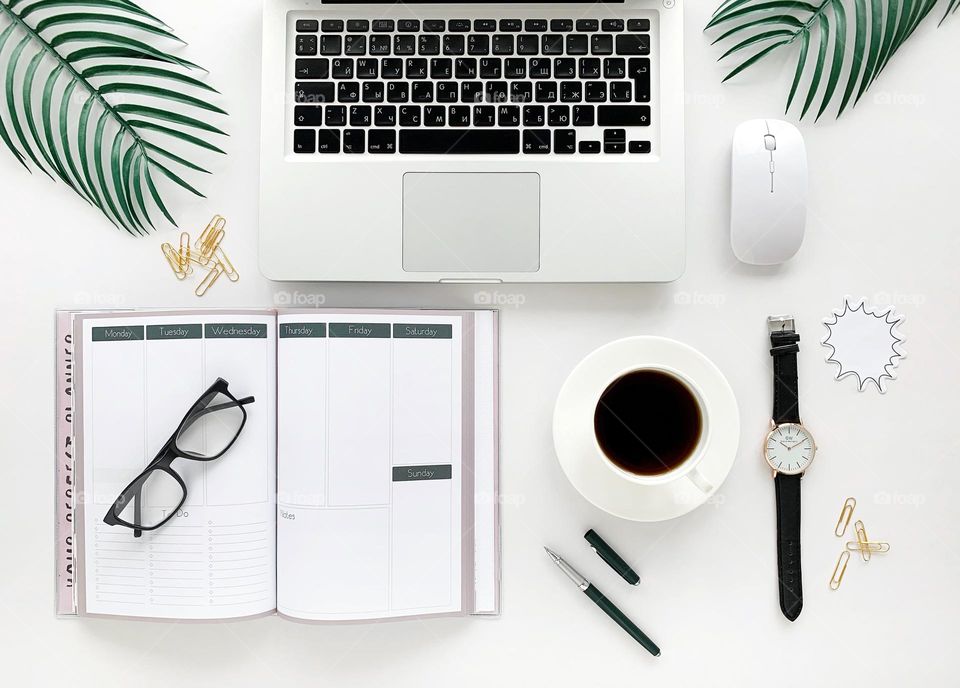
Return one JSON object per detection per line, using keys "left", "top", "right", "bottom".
{"left": 585, "top": 529, "right": 640, "bottom": 585}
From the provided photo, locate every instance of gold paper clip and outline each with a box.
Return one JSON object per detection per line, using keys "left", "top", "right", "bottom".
{"left": 829, "top": 550, "right": 850, "bottom": 590}
{"left": 200, "top": 228, "right": 225, "bottom": 261}
{"left": 854, "top": 520, "right": 871, "bottom": 562}
{"left": 198, "top": 214, "right": 226, "bottom": 249}
{"left": 845, "top": 540, "right": 890, "bottom": 554}
{"left": 179, "top": 231, "right": 192, "bottom": 263}
{"left": 195, "top": 264, "right": 223, "bottom": 297}
{"left": 214, "top": 246, "right": 239, "bottom": 282}
{"left": 835, "top": 497, "right": 856, "bottom": 537}
{"left": 161, "top": 243, "right": 188, "bottom": 280}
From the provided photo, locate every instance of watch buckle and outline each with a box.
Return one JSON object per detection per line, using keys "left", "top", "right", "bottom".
{"left": 767, "top": 315, "right": 795, "bottom": 333}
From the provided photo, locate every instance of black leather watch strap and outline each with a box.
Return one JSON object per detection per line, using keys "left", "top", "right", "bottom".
{"left": 774, "top": 473, "right": 803, "bottom": 621}
{"left": 770, "top": 329, "right": 801, "bottom": 424}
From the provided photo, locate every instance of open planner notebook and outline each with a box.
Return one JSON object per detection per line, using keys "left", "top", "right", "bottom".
{"left": 55, "top": 309, "right": 499, "bottom": 622}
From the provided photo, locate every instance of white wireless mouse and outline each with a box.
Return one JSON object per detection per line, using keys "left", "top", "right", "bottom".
{"left": 731, "top": 119, "right": 808, "bottom": 265}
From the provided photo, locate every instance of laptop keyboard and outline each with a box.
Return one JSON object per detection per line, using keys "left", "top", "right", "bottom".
{"left": 291, "top": 17, "right": 654, "bottom": 155}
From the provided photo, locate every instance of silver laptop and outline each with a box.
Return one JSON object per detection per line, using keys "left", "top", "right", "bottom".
{"left": 259, "top": 1, "right": 685, "bottom": 283}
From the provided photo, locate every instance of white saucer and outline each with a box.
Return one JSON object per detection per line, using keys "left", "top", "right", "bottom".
{"left": 553, "top": 337, "right": 740, "bottom": 522}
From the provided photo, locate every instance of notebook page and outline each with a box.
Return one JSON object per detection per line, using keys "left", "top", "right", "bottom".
{"left": 75, "top": 312, "right": 277, "bottom": 620}
{"left": 276, "top": 312, "right": 469, "bottom": 620}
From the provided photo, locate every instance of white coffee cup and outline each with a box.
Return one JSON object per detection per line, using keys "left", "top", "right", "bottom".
{"left": 554, "top": 337, "right": 739, "bottom": 522}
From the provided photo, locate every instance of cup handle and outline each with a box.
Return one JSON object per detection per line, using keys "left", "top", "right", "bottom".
{"left": 687, "top": 467, "right": 713, "bottom": 494}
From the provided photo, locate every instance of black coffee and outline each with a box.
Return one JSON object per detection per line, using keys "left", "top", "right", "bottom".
{"left": 594, "top": 369, "right": 703, "bottom": 477}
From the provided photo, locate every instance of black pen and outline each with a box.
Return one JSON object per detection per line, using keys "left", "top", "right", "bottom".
{"left": 544, "top": 547, "right": 661, "bottom": 657}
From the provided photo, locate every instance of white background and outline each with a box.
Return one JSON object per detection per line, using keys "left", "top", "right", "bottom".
{"left": 1, "top": 1, "right": 958, "bottom": 685}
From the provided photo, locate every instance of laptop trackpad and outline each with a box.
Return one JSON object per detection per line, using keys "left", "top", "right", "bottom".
{"left": 403, "top": 172, "right": 540, "bottom": 273}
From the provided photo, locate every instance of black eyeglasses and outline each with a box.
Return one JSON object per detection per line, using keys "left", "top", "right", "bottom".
{"left": 103, "top": 378, "right": 255, "bottom": 537}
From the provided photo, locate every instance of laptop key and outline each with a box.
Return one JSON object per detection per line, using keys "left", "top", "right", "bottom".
{"left": 534, "top": 82, "right": 557, "bottom": 103}
{"left": 455, "top": 58, "right": 478, "bottom": 79}
{"left": 629, "top": 58, "right": 651, "bottom": 102}
{"left": 342, "top": 129, "right": 364, "bottom": 153}
{"left": 344, "top": 35, "right": 365, "bottom": 56}
{"left": 591, "top": 34, "right": 613, "bottom": 55}
{"left": 560, "top": 81, "right": 582, "bottom": 102}
{"left": 597, "top": 105, "right": 651, "bottom": 126}
{"left": 585, "top": 81, "right": 607, "bottom": 102}
{"left": 505, "top": 58, "right": 526, "bottom": 79}
{"left": 347, "top": 19, "right": 369, "bottom": 32}
{"left": 356, "top": 59, "right": 378, "bottom": 79}
{"left": 449, "top": 105, "right": 471, "bottom": 126}
{"left": 372, "top": 19, "right": 394, "bottom": 32}
{"left": 362, "top": 81, "right": 384, "bottom": 102}
{"left": 524, "top": 19, "right": 548, "bottom": 32}
{"left": 547, "top": 105, "right": 569, "bottom": 126}
{"left": 324, "top": 105, "right": 346, "bottom": 126}
{"left": 293, "top": 129, "right": 314, "bottom": 153}
{"left": 479, "top": 58, "right": 502, "bottom": 79}
{"left": 576, "top": 19, "right": 599, "bottom": 32}
{"left": 368, "top": 129, "right": 396, "bottom": 153}
{"left": 499, "top": 19, "right": 522, "bottom": 32}
{"left": 319, "top": 35, "right": 341, "bottom": 56}
{"left": 468, "top": 35, "right": 490, "bottom": 55}
{"left": 578, "top": 140, "right": 600, "bottom": 154}
{"left": 398, "top": 19, "right": 420, "bottom": 32}
{"left": 629, "top": 140, "right": 652, "bottom": 154}
{"left": 296, "top": 35, "right": 317, "bottom": 56}
{"left": 423, "top": 19, "right": 446, "bottom": 32}
{"left": 474, "top": 19, "right": 496, "bottom": 32}
{"left": 572, "top": 104, "right": 595, "bottom": 126}
{"left": 431, "top": 59, "right": 453, "bottom": 79}
{"left": 542, "top": 34, "right": 563, "bottom": 55}
{"left": 295, "top": 82, "right": 334, "bottom": 103}
{"left": 610, "top": 81, "right": 632, "bottom": 102}
{"left": 295, "top": 105, "right": 323, "bottom": 126}
{"left": 628, "top": 19, "right": 651, "bottom": 32}
{"left": 406, "top": 58, "right": 428, "bottom": 79}
{"left": 374, "top": 105, "right": 396, "bottom": 126}
{"left": 296, "top": 20, "right": 319, "bottom": 33}
{"left": 550, "top": 19, "right": 573, "bottom": 32}
{"left": 554, "top": 58, "right": 575, "bottom": 79}
{"left": 523, "top": 105, "right": 545, "bottom": 127}
{"left": 604, "top": 57, "right": 626, "bottom": 79}
{"left": 395, "top": 35, "right": 416, "bottom": 55}
{"left": 295, "top": 58, "right": 329, "bottom": 79}
{"left": 566, "top": 34, "right": 589, "bottom": 55}
{"left": 337, "top": 82, "right": 359, "bottom": 102}
{"left": 419, "top": 35, "right": 441, "bottom": 55}
{"left": 386, "top": 81, "right": 409, "bottom": 102}
{"left": 369, "top": 35, "right": 391, "bottom": 55}
{"left": 399, "top": 105, "right": 421, "bottom": 126}
{"left": 444, "top": 35, "right": 466, "bottom": 55}
{"left": 497, "top": 105, "right": 520, "bottom": 126}
{"left": 510, "top": 81, "right": 532, "bottom": 104}
{"left": 523, "top": 129, "right": 550, "bottom": 154}
{"left": 317, "top": 129, "right": 340, "bottom": 153}
{"left": 399, "top": 129, "right": 519, "bottom": 154}
{"left": 517, "top": 35, "right": 539, "bottom": 55}
{"left": 423, "top": 106, "right": 446, "bottom": 126}
{"left": 321, "top": 20, "right": 343, "bottom": 33}
{"left": 331, "top": 58, "right": 353, "bottom": 79}
{"left": 412, "top": 82, "right": 434, "bottom": 102}
{"left": 349, "top": 105, "right": 371, "bottom": 126}
{"left": 554, "top": 129, "right": 576, "bottom": 154}
{"left": 579, "top": 58, "right": 601, "bottom": 79}
{"left": 604, "top": 128, "right": 625, "bottom": 154}
{"left": 436, "top": 81, "right": 458, "bottom": 102}
{"left": 616, "top": 34, "right": 650, "bottom": 55}
{"left": 492, "top": 34, "right": 514, "bottom": 55}
{"left": 473, "top": 105, "right": 495, "bottom": 126}
{"left": 485, "top": 80, "right": 508, "bottom": 103}
{"left": 602, "top": 19, "right": 625, "bottom": 32}
{"left": 381, "top": 58, "right": 403, "bottom": 79}
{"left": 529, "top": 58, "right": 551, "bottom": 79}
{"left": 461, "top": 81, "right": 483, "bottom": 103}
{"left": 449, "top": 19, "right": 471, "bottom": 32}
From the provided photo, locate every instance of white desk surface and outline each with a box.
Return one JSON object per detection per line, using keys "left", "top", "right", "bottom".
{"left": 1, "top": 1, "right": 958, "bottom": 685}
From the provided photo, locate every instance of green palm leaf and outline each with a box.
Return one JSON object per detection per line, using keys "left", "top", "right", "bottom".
{"left": 707, "top": 0, "right": 957, "bottom": 120}
{"left": 0, "top": 0, "right": 225, "bottom": 234}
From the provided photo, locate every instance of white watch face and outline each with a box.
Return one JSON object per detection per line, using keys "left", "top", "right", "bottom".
{"left": 764, "top": 423, "right": 816, "bottom": 475}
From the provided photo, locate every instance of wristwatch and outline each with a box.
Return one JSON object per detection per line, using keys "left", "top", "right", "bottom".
{"left": 764, "top": 316, "right": 817, "bottom": 622}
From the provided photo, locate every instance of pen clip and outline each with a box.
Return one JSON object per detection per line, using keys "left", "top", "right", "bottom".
{"left": 584, "top": 529, "right": 641, "bottom": 586}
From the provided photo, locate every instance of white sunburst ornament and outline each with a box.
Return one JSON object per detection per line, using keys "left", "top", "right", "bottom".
{"left": 821, "top": 297, "right": 906, "bottom": 393}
